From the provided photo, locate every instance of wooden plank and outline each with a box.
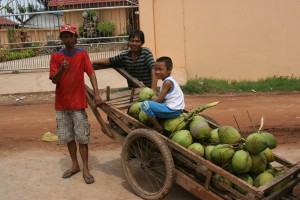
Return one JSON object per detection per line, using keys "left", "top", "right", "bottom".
{"left": 106, "top": 96, "right": 138, "bottom": 105}
{"left": 106, "top": 86, "right": 110, "bottom": 101}
{"left": 274, "top": 154, "right": 295, "bottom": 166}
{"left": 204, "top": 171, "right": 212, "bottom": 190}
{"left": 103, "top": 107, "right": 132, "bottom": 134}
{"left": 284, "top": 194, "right": 298, "bottom": 200}
{"left": 262, "top": 177, "right": 300, "bottom": 200}
{"left": 104, "top": 90, "right": 141, "bottom": 102}
{"left": 259, "top": 166, "right": 299, "bottom": 192}
{"left": 102, "top": 104, "right": 147, "bottom": 129}
{"left": 85, "top": 89, "right": 115, "bottom": 140}
{"left": 212, "top": 178, "right": 253, "bottom": 200}
{"left": 175, "top": 169, "right": 223, "bottom": 200}
{"left": 93, "top": 65, "right": 145, "bottom": 88}
{"left": 130, "top": 88, "right": 135, "bottom": 102}
{"left": 114, "top": 68, "right": 145, "bottom": 88}
{"left": 112, "top": 103, "right": 134, "bottom": 110}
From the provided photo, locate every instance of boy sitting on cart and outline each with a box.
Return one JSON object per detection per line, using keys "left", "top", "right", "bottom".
{"left": 141, "top": 56, "right": 185, "bottom": 133}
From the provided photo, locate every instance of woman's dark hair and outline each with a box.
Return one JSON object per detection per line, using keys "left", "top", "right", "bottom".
{"left": 128, "top": 30, "right": 145, "bottom": 44}
{"left": 156, "top": 56, "right": 173, "bottom": 70}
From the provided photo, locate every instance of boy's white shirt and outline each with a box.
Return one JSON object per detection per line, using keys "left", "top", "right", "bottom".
{"left": 160, "top": 76, "right": 185, "bottom": 110}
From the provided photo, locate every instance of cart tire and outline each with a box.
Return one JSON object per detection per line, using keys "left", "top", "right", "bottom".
{"left": 121, "top": 128, "right": 175, "bottom": 200}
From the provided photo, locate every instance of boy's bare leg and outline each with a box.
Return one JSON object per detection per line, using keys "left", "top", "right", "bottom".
{"left": 67, "top": 140, "right": 80, "bottom": 171}
{"left": 148, "top": 117, "right": 163, "bottom": 132}
{"left": 79, "top": 143, "right": 94, "bottom": 183}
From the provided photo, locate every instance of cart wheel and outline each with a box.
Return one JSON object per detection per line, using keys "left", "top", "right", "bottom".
{"left": 121, "top": 128, "right": 175, "bottom": 200}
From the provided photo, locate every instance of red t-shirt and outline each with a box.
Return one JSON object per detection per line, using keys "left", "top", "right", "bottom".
{"left": 49, "top": 48, "right": 95, "bottom": 110}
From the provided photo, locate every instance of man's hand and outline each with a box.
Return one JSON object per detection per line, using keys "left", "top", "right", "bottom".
{"left": 93, "top": 93, "right": 103, "bottom": 107}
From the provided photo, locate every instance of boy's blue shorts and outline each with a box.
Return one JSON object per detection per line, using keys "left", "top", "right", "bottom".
{"left": 140, "top": 100, "right": 182, "bottom": 119}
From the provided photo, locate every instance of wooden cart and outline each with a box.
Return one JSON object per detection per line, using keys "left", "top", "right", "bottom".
{"left": 86, "top": 67, "right": 299, "bottom": 200}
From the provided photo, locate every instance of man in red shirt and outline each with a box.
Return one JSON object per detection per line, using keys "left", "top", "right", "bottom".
{"left": 49, "top": 24, "right": 102, "bottom": 184}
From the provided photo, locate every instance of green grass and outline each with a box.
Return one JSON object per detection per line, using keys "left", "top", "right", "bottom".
{"left": 181, "top": 76, "right": 300, "bottom": 94}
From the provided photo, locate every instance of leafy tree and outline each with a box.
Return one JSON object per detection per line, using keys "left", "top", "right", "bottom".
{"left": 36, "top": 0, "right": 50, "bottom": 10}
{"left": 3, "top": 0, "right": 39, "bottom": 28}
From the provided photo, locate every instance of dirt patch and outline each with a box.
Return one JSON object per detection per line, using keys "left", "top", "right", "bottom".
{"left": 0, "top": 92, "right": 299, "bottom": 199}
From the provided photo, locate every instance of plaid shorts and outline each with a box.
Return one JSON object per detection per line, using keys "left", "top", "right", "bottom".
{"left": 56, "top": 109, "right": 90, "bottom": 145}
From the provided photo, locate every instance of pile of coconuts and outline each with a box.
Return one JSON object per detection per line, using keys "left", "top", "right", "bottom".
{"left": 127, "top": 87, "right": 291, "bottom": 195}
{"left": 127, "top": 87, "right": 156, "bottom": 127}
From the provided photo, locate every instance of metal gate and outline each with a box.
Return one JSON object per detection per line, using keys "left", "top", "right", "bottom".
{"left": 0, "top": 0, "right": 139, "bottom": 71}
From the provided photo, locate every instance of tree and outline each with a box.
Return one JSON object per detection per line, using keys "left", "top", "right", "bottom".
{"left": 3, "top": 0, "right": 39, "bottom": 28}
{"left": 36, "top": 0, "right": 49, "bottom": 10}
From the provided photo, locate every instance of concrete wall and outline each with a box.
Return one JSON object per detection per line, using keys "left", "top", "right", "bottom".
{"left": 139, "top": 0, "right": 300, "bottom": 81}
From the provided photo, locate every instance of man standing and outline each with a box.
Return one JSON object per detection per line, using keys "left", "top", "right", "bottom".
{"left": 49, "top": 24, "right": 102, "bottom": 184}
{"left": 93, "top": 30, "right": 157, "bottom": 91}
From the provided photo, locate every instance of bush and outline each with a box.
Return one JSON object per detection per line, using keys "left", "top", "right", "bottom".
{"left": 1, "top": 49, "right": 35, "bottom": 61}
{"left": 97, "top": 21, "right": 116, "bottom": 37}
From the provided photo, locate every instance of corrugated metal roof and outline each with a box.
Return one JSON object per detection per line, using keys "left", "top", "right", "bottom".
{"left": 48, "top": 0, "right": 128, "bottom": 7}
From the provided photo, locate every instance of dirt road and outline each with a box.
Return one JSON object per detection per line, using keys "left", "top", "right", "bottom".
{"left": 0, "top": 92, "right": 299, "bottom": 200}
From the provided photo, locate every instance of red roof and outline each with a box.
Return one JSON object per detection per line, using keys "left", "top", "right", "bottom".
{"left": 48, "top": 0, "right": 131, "bottom": 7}
{"left": 0, "top": 17, "right": 18, "bottom": 25}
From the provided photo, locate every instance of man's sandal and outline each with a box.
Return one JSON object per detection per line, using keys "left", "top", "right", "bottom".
{"left": 83, "top": 175, "right": 95, "bottom": 184}
{"left": 62, "top": 169, "right": 81, "bottom": 179}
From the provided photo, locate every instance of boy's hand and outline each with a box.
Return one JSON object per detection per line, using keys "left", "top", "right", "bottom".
{"left": 61, "top": 56, "right": 70, "bottom": 70}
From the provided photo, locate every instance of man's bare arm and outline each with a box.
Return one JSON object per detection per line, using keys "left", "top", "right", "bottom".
{"left": 92, "top": 58, "right": 112, "bottom": 70}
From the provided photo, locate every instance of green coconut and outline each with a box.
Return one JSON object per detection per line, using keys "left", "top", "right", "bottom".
{"left": 245, "top": 132, "right": 268, "bottom": 154}
{"left": 187, "top": 143, "right": 205, "bottom": 157}
{"left": 127, "top": 102, "right": 142, "bottom": 120}
{"left": 138, "top": 110, "right": 152, "bottom": 126}
{"left": 163, "top": 113, "right": 187, "bottom": 133}
{"left": 231, "top": 150, "right": 252, "bottom": 174}
{"left": 210, "top": 144, "right": 235, "bottom": 166}
{"left": 218, "top": 126, "right": 242, "bottom": 144}
{"left": 190, "top": 115, "right": 206, "bottom": 123}
{"left": 171, "top": 130, "right": 193, "bottom": 148}
{"left": 212, "top": 174, "right": 233, "bottom": 192}
{"left": 261, "top": 131, "right": 277, "bottom": 149}
{"left": 204, "top": 145, "right": 215, "bottom": 161}
{"left": 234, "top": 174, "right": 254, "bottom": 194}
{"left": 265, "top": 164, "right": 275, "bottom": 176}
{"left": 138, "top": 87, "right": 155, "bottom": 102}
{"left": 253, "top": 172, "right": 274, "bottom": 187}
{"left": 164, "top": 102, "right": 220, "bottom": 135}
{"left": 249, "top": 153, "right": 267, "bottom": 175}
{"left": 262, "top": 148, "right": 275, "bottom": 163}
{"left": 189, "top": 121, "right": 211, "bottom": 140}
{"left": 209, "top": 128, "right": 220, "bottom": 144}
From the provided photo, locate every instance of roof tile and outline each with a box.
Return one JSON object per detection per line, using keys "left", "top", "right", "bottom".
{"left": 0, "top": 17, "right": 18, "bottom": 25}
